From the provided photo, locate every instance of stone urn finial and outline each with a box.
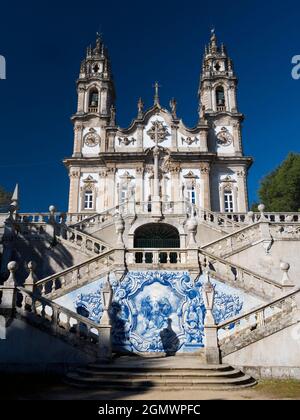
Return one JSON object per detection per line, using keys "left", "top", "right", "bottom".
{"left": 280, "top": 262, "right": 291, "bottom": 286}
{"left": 6, "top": 261, "right": 18, "bottom": 287}
{"left": 258, "top": 204, "right": 267, "bottom": 221}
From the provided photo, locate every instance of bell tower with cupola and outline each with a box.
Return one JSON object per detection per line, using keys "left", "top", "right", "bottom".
{"left": 198, "top": 30, "right": 250, "bottom": 213}
{"left": 71, "top": 34, "right": 116, "bottom": 158}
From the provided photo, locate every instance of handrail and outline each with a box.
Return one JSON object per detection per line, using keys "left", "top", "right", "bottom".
{"left": 217, "top": 287, "right": 300, "bottom": 331}
{"left": 35, "top": 248, "right": 115, "bottom": 287}
{"left": 17, "top": 286, "right": 102, "bottom": 330}
{"left": 69, "top": 201, "right": 130, "bottom": 228}
{"left": 199, "top": 249, "right": 284, "bottom": 290}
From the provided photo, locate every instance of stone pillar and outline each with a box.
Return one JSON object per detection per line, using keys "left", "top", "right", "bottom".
{"left": 100, "top": 88, "right": 108, "bottom": 115}
{"left": 136, "top": 124, "right": 143, "bottom": 150}
{"left": 106, "top": 168, "right": 115, "bottom": 208}
{"left": 73, "top": 123, "right": 83, "bottom": 157}
{"left": 152, "top": 147, "right": 161, "bottom": 216}
{"left": 199, "top": 128, "right": 208, "bottom": 152}
{"left": 135, "top": 167, "right": 144, "bottom": 204}
{"left": 24, "top": 261, "right": 38, "bottom": 292}
{"left": 170, "top": 165, "right": 181, "bottom": 211}
{"left": 202, "top": 272, "right": 220, "bottom": 364}
{"left": 68, "top": 169, "right": 81, "bottom": 213}
{"left": 228, "top": 84, "right": 237, "bottom": 112}
{"left": 232, "top": 122, "right": 242, "bottom": 154}
{"left": 0, "top": 262, "right": 18, "bottom": 318}
{"left": 98, "top": 276, "right": 113, "bottom": 361}
{"left": 171, "top": 124, "right": 178, "bottom": 149}
{"left": 236, "top": 169, "right": 248, "bottom": 212}
{"left": 200, "top": 164, "right": 211, "bottom": 209}
{"left": 98, "top": 169, "right": 107, "bottom": 212}
{"left": 77, "top": 86, "right": 85, "bottom": 113}
{"left": 258, "top": 206, "right": 273, "bottom": 254}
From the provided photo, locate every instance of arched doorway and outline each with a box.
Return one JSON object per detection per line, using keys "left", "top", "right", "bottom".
{"left": 134, "top": 223, "right": 180, "bottom": 248}
{"left": 134, "top": 223, "right": 180, "bottom": 264}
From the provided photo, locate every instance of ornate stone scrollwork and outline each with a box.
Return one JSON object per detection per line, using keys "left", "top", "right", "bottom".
{"left": 82, "top": 175, "right": 97, "bottom": 190}
{"left": 181, "top": 136, "right": 199, "bottom": 146}
{"left": 83, "top": 128, "right": 100, "bottom": 147}
{"left": 118, "top": 137, "right": 136, "bottom": 146}
{"left": 216, "top": 127, "right": 233, "bottom": 147}
{"left": 147, "top": 120, "right": 170, "bottom": 143}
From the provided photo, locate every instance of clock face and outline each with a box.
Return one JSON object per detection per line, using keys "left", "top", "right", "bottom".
{"left": 216, "top": 127, "right": 233, "bottom": 147}
{"left": 84, "top": 129, "right": 100, "bottom": 147}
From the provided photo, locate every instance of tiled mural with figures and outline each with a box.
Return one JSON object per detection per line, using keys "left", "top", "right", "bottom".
{"left": 55, "top": 271, "right": 263, "bottom": 353}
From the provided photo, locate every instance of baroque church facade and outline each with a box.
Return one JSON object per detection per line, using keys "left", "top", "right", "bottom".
{"left": 65, "top": 31, "right": 251, "bottom": 216}
{"left": 0, "top": 32, "right": 300, "bottom": 387}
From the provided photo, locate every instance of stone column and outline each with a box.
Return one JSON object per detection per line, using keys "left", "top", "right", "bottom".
{"left": 77, "top": 86, "right": 85, "bottom": 113}
{"left": 236, "top": 169, "right": 248, "bottom": 212}
{"left": 136, "top": 124, "right": 143, "bottom": 150}
{"left": 68, "top": 169, "right": 81, "bottom": 213}
{"left": 135, "top": 167, "right": 144, "bottom": 204}
{"left": 24, "top": 261, "right": 38, "bottom": 292}
{"left": 152, "top": 147, "right": 161, "bottom": 216}
{"left": 73, "top": 124, "right": 83, "bottom": 157}
{"left": 100, "top": 88, "right": 108, "bottom": 115}
{"left": 202, "top": 272, "right": 220, "bottom": 365}
{"left": 228, "top": 84, "right": 237, "bottom": 112}
{"left": 200, "top": 164, "right": 211, "bottom": 209}
{"left": 170, "top": 165, "right": 181, "bottom": 210}
{"left": 0, "top": 262, "right": 18, "bottom": 318}
{"left": 98, "top": 276, "right": 113, "bottom": 361}
{"left": 171, "top": 123, "right": 178, "bottom": 149}
{"left": 232, "top": 122, "right": 242, "bottom": 154}
{"left": 199, "top": 128, "right": 208, "bottom": 152}
{"left": 106, "top": 168, "right": 115, "bottom": 208}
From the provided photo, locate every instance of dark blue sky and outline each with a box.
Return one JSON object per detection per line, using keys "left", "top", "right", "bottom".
{"left": 0, "top": 0, "right": 299, "bottom": 212}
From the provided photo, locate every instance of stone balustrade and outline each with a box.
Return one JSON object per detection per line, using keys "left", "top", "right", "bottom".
{"left": 216, "top": 212, "right": 300, "bottom": 224}
{"left": 202, "top": 222, "right": 261, "bottom": 258}
{"left": 35, "top": 249, "right": 115, "bottom": 299}
{"left": 216, "top": 288, "right": 300, "bottom": 357}
{"left": 193, "top": 205, "right": 241, "bottom": 232}
{"left": 199, "top": 250, "right": 287, "bottom": 300}
{"left": 59, "top": 226, "right": 110, "bottom": 255}
{"left": 126, "top": 248, "right": 188, "bottom": 266}
{"left": 17, "top": 212, "right": 62, "bottom": 224}
{"left": 15, "top": 286, "right": 109, "bottom": 359}
{"left": 69, "top": 202, "right": 129, "bottom": 230}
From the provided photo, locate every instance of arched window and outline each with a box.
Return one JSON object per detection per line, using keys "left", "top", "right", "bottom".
{"left": 216, "top": 86, "right": 225, "bottom": 110}
{"left": 84, "top": 190, "right": 93, "bottom": 209}
{"left": 224, "top": 190, "right": 234, "bottom": 213}
{"left": 88, "top": 88, "right": 99, "bottom": 111}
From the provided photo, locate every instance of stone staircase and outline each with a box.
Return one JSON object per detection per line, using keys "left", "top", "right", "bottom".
{"left": 65, "top": 355, "right": 257, "bottom": 390}
{"left": 216, "top": 287, "right": 300, "bottom": 358}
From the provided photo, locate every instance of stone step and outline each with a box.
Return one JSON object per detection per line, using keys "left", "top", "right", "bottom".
{"left": 65, "top": 371, "right": 256, "bottom": 390}
{"left": 73, "top": 367, "right": 244, "bottom": 380}
{"left": 65, "top": 357, "right": 257, "bottom": 391}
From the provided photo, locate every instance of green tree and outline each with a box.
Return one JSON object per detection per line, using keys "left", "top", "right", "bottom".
{"left": 0, "top": 185, "right": 11, "bottom": 211}
{"left": 255, "top": 153, "right": 300, "bottom": 212}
